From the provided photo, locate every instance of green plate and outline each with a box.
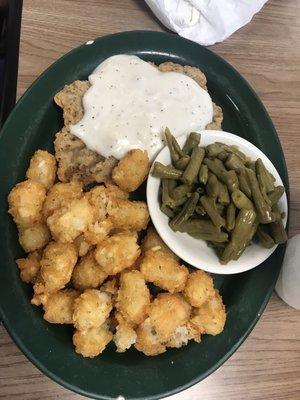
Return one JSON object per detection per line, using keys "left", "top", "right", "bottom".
{"left": 0, "top": 31, "right": 288, "bottom": 400}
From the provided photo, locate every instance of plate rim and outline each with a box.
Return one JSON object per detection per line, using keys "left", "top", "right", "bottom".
{"left": 0, "top": 30, "right": 289, "bottom": 400}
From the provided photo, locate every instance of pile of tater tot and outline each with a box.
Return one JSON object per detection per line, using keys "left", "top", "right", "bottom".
{"left": 8, "top": 147, "right": 226, "bottom": 358}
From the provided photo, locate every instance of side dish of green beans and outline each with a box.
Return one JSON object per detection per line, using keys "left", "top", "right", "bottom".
{"left": 152, "top": 128, "right": 287, "bottom": 264}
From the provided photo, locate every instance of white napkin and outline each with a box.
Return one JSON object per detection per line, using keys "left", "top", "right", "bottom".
{"left": 145, "top": 0, "right": 268, "bottom": 46}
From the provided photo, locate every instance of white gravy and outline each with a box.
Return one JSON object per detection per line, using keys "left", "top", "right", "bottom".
{"left": 70, "top": 55, "right": 213, "bottom": 160}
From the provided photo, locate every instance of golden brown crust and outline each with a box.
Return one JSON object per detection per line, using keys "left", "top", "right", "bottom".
{"left": 54, "top": 127, "right": 117, "bottom": 185}
{"left": 8, "top": 180, "right": 46, "bottom": 228}
{"left": 112, "top": 149, "right": 150, "bottom": 192}
{"left": 116, "top": 270, "right": 150, "bottom": 325}
{"left": 26, "top": 150, "right": 57, "bottom": 190}
{"left": 183, "top": 270, "right": 215, "bottom": 308}
{"left": 43, "top": 289, "right": 80, "bottom": 324}
{"left": 73, "top": 289, "right": 113, "bottom": 331}
{"left": 54, "top": 80, "right": 91, "bottom": 127}
{"left": 16, "top": 251, "right": 41, "bottom": 284}
{"left": 140, "top": 249, "right": 189, "bottom": 293}
{"left": 72, "top": 252, "right": 108, "bottom": 291}
{"left": 148, "top": 293, "right": 191, "bottom": 342}
{"left": 73, "top": 325, "right": 113, "bottom": 358}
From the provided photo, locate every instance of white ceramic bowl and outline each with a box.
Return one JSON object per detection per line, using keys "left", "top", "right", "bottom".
{"left": 147, "top": 130, "right": 288, "bottom": 275}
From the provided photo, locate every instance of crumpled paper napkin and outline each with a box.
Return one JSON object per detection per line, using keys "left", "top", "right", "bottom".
{"left": 145, "top": 0, "right": 268, "bottom": 45}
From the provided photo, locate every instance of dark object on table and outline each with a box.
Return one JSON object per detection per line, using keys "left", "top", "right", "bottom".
{"left": 0, "top": 0, "right": 22, "bottom": 127}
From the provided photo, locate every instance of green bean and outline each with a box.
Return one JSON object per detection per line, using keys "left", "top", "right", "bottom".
{"left": 165, "top": 128, "right": 180, "bottom": 163}
{"left": 218, "top": 181, "right": 230, "bottom": 205}
{"left": 169, "top": 196, "right": 189, "bottom": 208}
{"left": 200, "top": 195, "right": 225, "bottom": 229}
{"left": 237, "top": 168, "right": 252, "bottom": 198}
{"left": 231, "top": 189, "right": 254, "bottom": 210}
{"left": 225, "top": 153, "right": 245, "bottom": 171}
{"left": 256, "top": 225, "right": 275, "bottom": 249}
{"left": 269, "top": 220, "right": 288, "bottom": 244}
{"left": 215, "top": 142, "right": 247, "bottom": 161}
{"left": 172, "top": 135, "right": 185, "bottom": 158}
{"left": 220, "top": 209, "right": 257, "bottom": 264}
{"left": 205, "top": 143, "right": 224, "bottom": 158}
{"left": 175, "top": 156, "right": 190, "bottom": 170}
{"left": 207, "top": 241, "right": 227, "bottom": 249}
{"left": 161, "top": 179, "right": 173, "bottom": 207}
{"left": 217, "top": 151, "right": 229, "bottom": 162}
{"left": 216, "top": 203, "right": 225, "bottom": 215}
{"left": 152, "top": 162, "right": 182, "bottom": 179}
{"left": 182, "top": 132, "right": 201, "bottom": 155}
{"left": 226, "top": 202, "right": 236, "bottom": 231}
{"left": 189, "top": 231, "right": 228, "bottom": 243}
{"left": 255, "top": 160, "right": 273, "bottom": 205}
{"left": 246, "top": 168, "right": 274, "bottom": 224}
{"left": 268, "top": 186, "right": 285, "bottom": 206}
{"left": 169, "top": 192, "right": 200, "bottom": 231}
{"left": 255, "top": 159, "right": 275, "bottom": 193}
{"left": 204, "top": 158, "right": 239, "bottom": 192}
{"left": 160, "top": 204, "right": 175, "bottom": 218}
{"left": 171, "top": 184, "right": 192, "bottom": 200}
{"left": 245, "top": 160, "right": 256, "bottom": 171}
{"left": 168, "top": 179, "right": 177, "bottom": 192}
{"left": 225, "top": 170, "right": 240, "bottom": 193}
{"left": 182, "top": 147, "right": 205, "bottom": 185}
{"left": 199, "top": 164, "right": 208, "bottom": 185}
{"left": 206, "top": 173, "right": 220, "bottom": 198}
{"left": 177, "top": 219, "right": 220, "bottom": 234}
{"left": 271, "top": 203, "right": 282, "bottom": 222}
{"left": 177, "top": 220, "right": 228, "bottom": 243}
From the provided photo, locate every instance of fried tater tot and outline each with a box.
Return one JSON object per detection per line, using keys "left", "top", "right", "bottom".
{"left": 186, "top": 321, "right": 202, "bottom": 343}
{"left": 189, "top": 290, "right": 226, "bottom": 336}
{"left": 135, "top": 317, "right": 166, "bottom": 356}
{"left": 140, "top": 249, "right": 188, "bottom": 293}
{"left": 87, "top": 184, "right": 128, "bottom": 221}
{"left": 112, "top": 149, "right": 149, "bottom": 192}
{"left": 100, "top": 277, "right": 119, "bottom": 305}
{"left": 73, "top": 289, "right": 112, "bottom": 331}
{"left": 107, "top": 198, "right": 149, "bottom": 231}
{"left": 116, "top": 270, "right": 150, "bottom": 325}
{"left": 74, "top": 234, "right": 93, "bottom": 257}
{"left": 166, "top": 325, "right": 190, "bottom": 348}
{"left": 26, "top": 150, "right": 57, "bottom": 190}
{"left": 95, "top": 233, "right": 141, "bottom": 275}
{"left": 73, "top": 324, "right": 113, "bottom": 358}
{"left": 47, "top": 197, "right": 96, "bottom": 243}
{"left": 39, "top": 241, "right": 78, "bottom": 292}
{"left": 141, "top": 227, "right": 179, "bottom": 260}
{"left": 105, "top": 182, "right": 129, "bottom": 200}
{"left": 148, "top": 293, "right": 191, "bottom": 342}
{"left": 16, "top": 251, "right": 41, "bottom": 283}
{"left": 31, "top": 273, "right": 51, "bottom": 306}
{"left": 84, "top": 218, "right": 113, "bottom": 245}
{"left": 72, "top": 252, "right": 108, "bottom": 291}
{"left": 43, "top": 289, "right": 80, "bottom": 324}
{"left": 184, "top": 270, "right": 215, "bottom": 308}
{"left": 42, "top": 182, "right": 83, "bottom": 220}
{"left": 8, "top": 180, "right": 46, "bottom": 228}
{"left": 114, "top": 312, "right": 137, "bottom": 353}
{"left": 18, "top": 223, "right": 51, "bottom": 252}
